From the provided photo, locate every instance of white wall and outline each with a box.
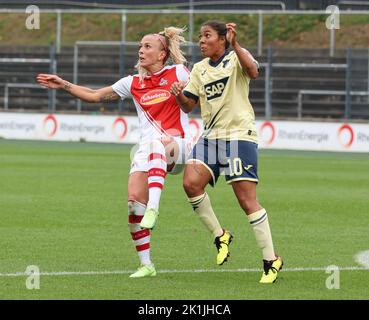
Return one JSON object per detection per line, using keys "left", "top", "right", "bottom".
{"left": 1, "top": 112, "right": 368, "bottom": 153}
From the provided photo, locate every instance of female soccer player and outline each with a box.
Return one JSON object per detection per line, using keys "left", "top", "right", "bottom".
{"left": 37, "top": 27, "right": 192, "bottom": 278}
{"left": 170, "top": 21, "right": 283, "bottom": 284}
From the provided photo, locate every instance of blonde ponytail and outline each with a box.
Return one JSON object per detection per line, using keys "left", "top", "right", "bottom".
{"left": 159, "top": 26, "right": 187, "bottom": 65}
{"left": 136, "top": 26, "right": 187, "bottom": 83}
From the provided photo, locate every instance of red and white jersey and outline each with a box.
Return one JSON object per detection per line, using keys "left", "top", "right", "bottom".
{"left": 112, "top": 64, "right": 191, "bottom": 143}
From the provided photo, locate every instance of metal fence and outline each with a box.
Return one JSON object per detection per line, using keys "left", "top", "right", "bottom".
{"left": 2, "top": 42, "right": 369, "bottom": 119}
{"left": 0, "top": 53, "right": 57, "bottom": 111}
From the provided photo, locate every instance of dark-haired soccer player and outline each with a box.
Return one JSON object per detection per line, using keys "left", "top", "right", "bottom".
{"left": 170, "top": 21, "right": 283, "bottom": 284}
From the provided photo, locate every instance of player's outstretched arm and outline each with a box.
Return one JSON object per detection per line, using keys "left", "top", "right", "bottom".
{"left": 36, "top": 73, "right": 119, "bottom": 103}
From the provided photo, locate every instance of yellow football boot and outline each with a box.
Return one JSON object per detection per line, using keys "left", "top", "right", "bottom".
{"left": 214, "top": 229, "right": 233, "bottom": 265}
{"left": 259, "top": 256, "right": 283, "bottom": 284}
{"left": 129, "top": 264, "right": 157, "bottom": 278}
{"left": 140, "top": 208, "right": 159, "bottom": 230}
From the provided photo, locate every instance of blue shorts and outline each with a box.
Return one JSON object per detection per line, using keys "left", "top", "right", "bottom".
{"left": 188, "top": 138, "right": 259, "bottom": 186}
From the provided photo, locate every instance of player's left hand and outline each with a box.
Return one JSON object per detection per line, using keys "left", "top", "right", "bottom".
{"left": 226, "top": 23, "right": 237, "bottom": 47}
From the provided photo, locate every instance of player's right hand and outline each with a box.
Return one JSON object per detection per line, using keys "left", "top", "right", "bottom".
{"left": 170, "top": 81, "right": 186, "bottom": 96}
{"left": 36, "top": 74, "right": 64, "bottom": 89}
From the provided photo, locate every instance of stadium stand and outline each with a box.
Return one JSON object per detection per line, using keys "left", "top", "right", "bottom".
{"left": 1, "top": 44, "right": 367, "bottom": 119}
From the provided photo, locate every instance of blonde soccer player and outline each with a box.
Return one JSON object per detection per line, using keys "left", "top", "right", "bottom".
{"left": 37, "top": 27, "right": 193, "bottom": 278}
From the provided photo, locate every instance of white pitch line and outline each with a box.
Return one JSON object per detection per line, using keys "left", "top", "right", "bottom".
{"left": 0, "top": 266, "right": 368, "bottom": 277}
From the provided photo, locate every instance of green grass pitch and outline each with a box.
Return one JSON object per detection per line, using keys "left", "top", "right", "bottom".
{"left": 0, "top": 139, "right": 369, "bottom": 299}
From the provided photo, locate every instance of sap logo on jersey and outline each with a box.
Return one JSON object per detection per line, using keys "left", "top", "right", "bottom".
{"left": 140, "top": 89, "right": 171, "bottom": 105}
{"left": 204, "top": 77, "right": 229, "bottom": 101}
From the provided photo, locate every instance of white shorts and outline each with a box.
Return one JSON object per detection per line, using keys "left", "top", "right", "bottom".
{"left": 129, "top": 137, "right": 193, "bottom": 175}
